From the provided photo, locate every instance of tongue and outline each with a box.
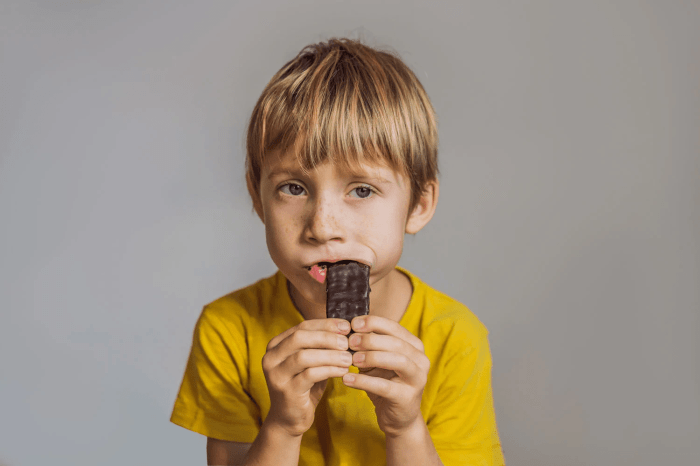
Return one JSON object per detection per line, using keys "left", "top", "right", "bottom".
{"left": 309, "top": 264, "right": 327, "bottom": 284}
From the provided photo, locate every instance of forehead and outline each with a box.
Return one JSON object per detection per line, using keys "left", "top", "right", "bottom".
{"left": 263, "top": 150, "right": 405, "bottom": 184}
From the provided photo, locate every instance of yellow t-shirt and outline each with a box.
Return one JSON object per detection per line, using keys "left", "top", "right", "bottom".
{"left": 170, "top": 267, "right": 505, "bottom": 465}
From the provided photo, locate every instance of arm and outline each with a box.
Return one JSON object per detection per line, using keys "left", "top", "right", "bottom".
{"left": 207, "top": 419, "right": 303, "bottom": 466}
{"left": 385, "top": 418, "right": 444, "bottom": 466}
{"left": 209, "top": 318, "right": 350, "bottom": 466}
{"left": 176, "top": 312, "right": 351, "bottom": 465}
{"left": 345, "top": 315, "right": 504, "bottom": 465}
{"left": 342, "top": 316, "right": 441, "bottom": 465}
{"left": 207, "top": 438, "right": 252, "bottom": 465}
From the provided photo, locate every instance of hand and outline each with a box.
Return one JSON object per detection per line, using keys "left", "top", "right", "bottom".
{"left": 344, "top": 315, "right": 431, "bottom": 437}
{"left": 262, "top": 318, "right": 352, "bottom": 437}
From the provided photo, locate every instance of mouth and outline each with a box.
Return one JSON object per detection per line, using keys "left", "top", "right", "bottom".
{"left": 304, "top": 259, "right": 370, "bottom": 284}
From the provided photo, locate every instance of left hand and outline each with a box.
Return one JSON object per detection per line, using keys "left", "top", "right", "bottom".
{"left": 343, "top": 315, "right": 431, "bottom": 437}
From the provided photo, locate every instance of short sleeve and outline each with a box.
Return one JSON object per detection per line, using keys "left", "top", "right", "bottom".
{"left": 170, "top": 307, "right": 261, "bottom": 442}
{"left": 427, "top": 332, "right": 505, "bottom": 466}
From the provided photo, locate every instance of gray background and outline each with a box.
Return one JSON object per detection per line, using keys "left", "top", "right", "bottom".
{"left": 1, "top": 1, "right": 698, "bottom": 465}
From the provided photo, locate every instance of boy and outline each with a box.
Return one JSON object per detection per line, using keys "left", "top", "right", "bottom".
{"left": 170, "top": 38, "right": 505, "bottom": 465}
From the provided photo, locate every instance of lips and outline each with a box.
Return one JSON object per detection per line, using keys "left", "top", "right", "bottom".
{"left": 304, "top": 259, "right": 371, "bottom": 284}
{"left": 304, "top": 258, "right": 371, "bottom": 269}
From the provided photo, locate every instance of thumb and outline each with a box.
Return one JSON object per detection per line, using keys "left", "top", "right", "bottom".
{"left": 310, "top": 379, "right": 328, "bottom": 406}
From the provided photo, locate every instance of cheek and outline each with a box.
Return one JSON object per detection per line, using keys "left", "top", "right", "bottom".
{"left": 264, "top": 208, "right": 299, "bottom": 255}
{"left": 267, "top": 213, "right": 299, "bottom": 241}
{"left": 360, "top": 204, "right": 407, "bottom": 248}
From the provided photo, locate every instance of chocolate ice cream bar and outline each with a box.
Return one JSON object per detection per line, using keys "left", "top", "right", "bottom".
{"left": 325, "top": 261, "right": 370, "bottom": 354}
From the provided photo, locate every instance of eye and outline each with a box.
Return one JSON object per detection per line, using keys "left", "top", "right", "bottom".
{"left": 350, "top": 185, "right": 375, "bottom": 199}
{"left": 279, "top": 183, "right": 306, "bottom": 196}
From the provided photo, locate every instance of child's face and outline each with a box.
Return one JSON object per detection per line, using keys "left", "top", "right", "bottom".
{"left": 252, "top": 150, "right": 432, "bottom": 313}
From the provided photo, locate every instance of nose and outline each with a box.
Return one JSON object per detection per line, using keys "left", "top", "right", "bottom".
{"left": 304, "top": 194, "right": 344, "bottom": 244}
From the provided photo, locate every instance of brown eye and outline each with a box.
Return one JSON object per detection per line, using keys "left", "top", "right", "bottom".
{"left": 280, "top": 183, "right": 306, "bottom": 196}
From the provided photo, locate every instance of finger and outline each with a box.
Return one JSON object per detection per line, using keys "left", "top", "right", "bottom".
{"left": 292, "top": 365, "right": 351, "bottom": 392}
{"left": 349, "top": 332, "right": 430, "bottom": 377}
{"left": 271, "top": 328, "right": 349, "bottom": 368}
{"left": 348, "top": 332, "right": 419, "bottom": 363}
{"left": 278, "top": 349, "right": 352, "bottom": 381}
{"left": 348, "top": 333, "right": 406, "bottom": 358}
{"left": 267, "top": 318, "right": 351, "bottom": 351}
{"left": 342, "top": 371, "right": 398, "bottom": 399}
{"left": 351, "top": 316, "right": 424, "bottom": 353}
{"left": 353, "top": 350, "right": 425, "bottom": 386}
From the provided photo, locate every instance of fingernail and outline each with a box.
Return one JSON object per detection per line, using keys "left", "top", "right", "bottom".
{"left": 354, "top": 318, "right": 365, "bottom": 329}
{"left": 338, "top": 320, "right": 350, "bottom": 331}
{"left": 343, "top": 373, "right": 355, "bottom": 384}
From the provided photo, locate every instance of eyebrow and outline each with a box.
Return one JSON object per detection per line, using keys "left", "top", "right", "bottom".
{"left": 347, "top": 170, "right": 392, "bottom": 184}
{"left": 267, "top": 168, "right": 303, "bottom": 180}
{"left": 266, "top": 166, "right": 393, "bottom": 184}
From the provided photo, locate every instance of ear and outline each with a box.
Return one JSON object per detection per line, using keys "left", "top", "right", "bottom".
{"left": 246, "top": 171, "right": 265, "bottom": 223}
{"left": 405, "top": 179, "right": 439, "bottom": 235}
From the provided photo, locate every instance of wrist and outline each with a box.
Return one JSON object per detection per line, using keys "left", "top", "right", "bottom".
{"left": 384, "top": 416, "right": 426, "bottom": 440}
{"left": 385, "top": 417, "right": 442, "bottom": 466}
{"left": 262, "top": 416, "right": 306, "bottom": 441}
{"left": 240, "top": 416, "right": 304, "bottom": 466}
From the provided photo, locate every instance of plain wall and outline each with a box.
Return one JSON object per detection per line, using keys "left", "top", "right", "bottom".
{"left": 1, "top": 1, "right": 698, "bottom": 465}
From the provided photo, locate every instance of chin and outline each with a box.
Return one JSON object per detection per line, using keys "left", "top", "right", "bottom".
{"left": 288, "top": 272, "right": 326, "bottom": 303}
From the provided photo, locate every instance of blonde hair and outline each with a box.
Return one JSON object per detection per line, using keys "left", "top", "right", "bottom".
{"left": 246, "top": 38, "right": 438, "bottom": 212}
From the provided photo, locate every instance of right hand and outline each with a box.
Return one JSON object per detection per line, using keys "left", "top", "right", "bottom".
{"left": 262, "top": 318, "right": 352, "bottom": 437}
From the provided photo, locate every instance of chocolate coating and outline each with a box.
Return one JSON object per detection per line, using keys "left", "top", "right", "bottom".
{"left": 325, "top": 261, "right": 370, "bottom": 354}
